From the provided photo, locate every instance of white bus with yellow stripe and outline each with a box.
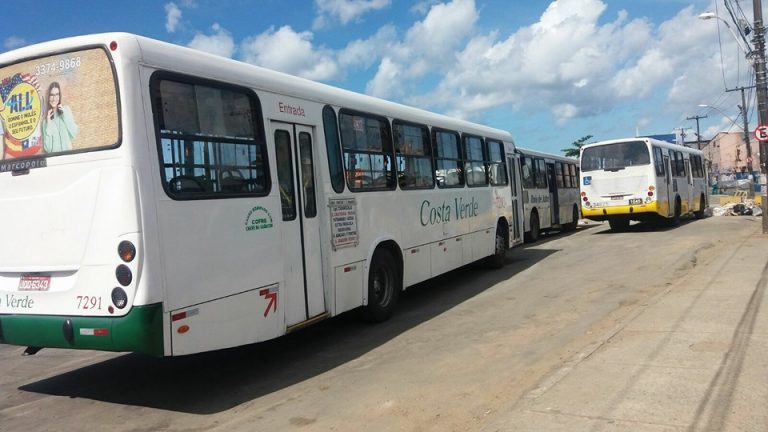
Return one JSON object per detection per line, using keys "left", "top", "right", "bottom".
{"left": 579, "top": 138, "right": 707, "bottom": 231}
{"left": 0, "top": 33, "right": 524, "bottom": 357}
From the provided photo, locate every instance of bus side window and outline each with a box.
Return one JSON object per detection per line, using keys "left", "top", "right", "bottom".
{"left": 653, "top": 147, "right": 665, "bottom": 176}
{"left": 339, "top": 110, "right": 395, "bottom": 191}
{"left": 521, "top": 157, "right": 534, "bottom": 189}
{"left": 464, "top": 134, "right": 487, "bottom": 187}
{"left": 555, "top": 162, "right": 565, "bottom": 188}
{"left": 393, "top": 120, "right": 433, "bottom": 189}
{"left": 535, "top": 158, "right": 547, "bottom": 188}
{"left": 434, "top": 129, "right": 463, "bottom": 188}
{"left": 487, "top": 140, "right": 508, "bottom": 186}
{"left": 152, "top": 75, "right": 270, "bottom": 199}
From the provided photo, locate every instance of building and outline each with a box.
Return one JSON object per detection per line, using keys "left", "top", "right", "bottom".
{"left": 701, "top": 131, "right": 758, "bottom": 174}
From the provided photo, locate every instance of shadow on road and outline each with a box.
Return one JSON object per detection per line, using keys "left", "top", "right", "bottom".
{"left": 19, "top": 244, "right": 561, "bottom": 414}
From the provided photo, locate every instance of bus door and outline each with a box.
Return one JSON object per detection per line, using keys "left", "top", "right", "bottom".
{"left": 546, "top": 162, "right": 559, "bottom": 225}
{"left": 685, "top": 159, "right": 693, "bottom": 212}
{"left": 273, "top": 121, "right": 326, "bottom": 328}
{"left": 508, "top": 154, "right": 523, "bottom": 245}
{"left": 663, "top": 155, "right": 673, "bottom": 217}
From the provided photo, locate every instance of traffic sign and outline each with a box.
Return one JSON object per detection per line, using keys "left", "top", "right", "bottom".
{"left": 755, "top": 124, "right": 768, "bottom": 142}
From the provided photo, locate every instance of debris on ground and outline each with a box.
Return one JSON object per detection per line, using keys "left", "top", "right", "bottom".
{"left": 711, "top": 200, "right": 763, "bottom": 217}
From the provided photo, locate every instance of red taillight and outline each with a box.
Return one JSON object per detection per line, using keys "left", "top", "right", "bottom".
{"left": 118, "top": 241, "right": 136, "bottom": 262}
{"left": 648, "top": 191, "right": 654, "bottom": 197}
{"left": 582, "top": 196, "right": 588, "bottom": 201}
{"left": 110, "top": 41, "right": 118, "bottom": 51}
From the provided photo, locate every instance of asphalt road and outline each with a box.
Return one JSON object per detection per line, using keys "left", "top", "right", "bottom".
{"left": 0, "top": 215, "right": 760, "bottom": 431}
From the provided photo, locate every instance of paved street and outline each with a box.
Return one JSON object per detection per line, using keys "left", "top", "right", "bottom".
{"left": 1, "top": 215, "right": 766, "bottom": 431}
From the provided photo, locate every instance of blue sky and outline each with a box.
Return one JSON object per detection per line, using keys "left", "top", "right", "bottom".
{"left": 3, "top": 0, "right": 763, "bottom": 154}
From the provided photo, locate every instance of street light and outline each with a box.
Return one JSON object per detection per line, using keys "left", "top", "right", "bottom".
{"left": 698, "top": 104, "right": 744, "bottom": 130}
{"left": 698, "top": 12, "right": 752, "bottom": 56}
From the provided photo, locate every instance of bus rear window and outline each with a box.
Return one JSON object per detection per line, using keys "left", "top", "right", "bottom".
{"left": 581, "top": 141, "right": 650, "bottom": 172}
{"left": 0, "top": 48, "right": 119, "bottom": 164}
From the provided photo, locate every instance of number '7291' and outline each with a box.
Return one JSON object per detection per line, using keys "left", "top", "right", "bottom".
{"left": 76, "top": 296, "right": 103, "bottom": 310}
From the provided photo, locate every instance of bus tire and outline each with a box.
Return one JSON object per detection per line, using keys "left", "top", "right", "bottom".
{"left": 669, "top": 197, "right": 682, "bottom": 227}
{"left": 525, "top": 210, "right": 540, "bottom": 242}
{"left": 360, "top": 249, "right": 400, "bottom": 322}
{"left": 486, "top": 221, "right": 508, "bottom": 269}
{"left": 694, "top": 194, "right": 706, "bottom": 219}
{"left": 608, "top": 218, "right": 629, "bottom": 232}
{"left": 563, "top": 205, "right": 579, "bottom": 231}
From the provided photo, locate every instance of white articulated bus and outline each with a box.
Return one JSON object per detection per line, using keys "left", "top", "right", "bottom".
{"left": 516, "top": 147, "right": 580, "bottom": 241}
{"left": 0, "top": 33, "right": 524, "bottom": 356}
{"left": 579, "top": 137, "right": 707, "bottom": 231}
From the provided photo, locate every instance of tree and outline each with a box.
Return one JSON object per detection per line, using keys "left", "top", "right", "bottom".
{"left": 561, "top": 135, "right": 594, "bottom": 158}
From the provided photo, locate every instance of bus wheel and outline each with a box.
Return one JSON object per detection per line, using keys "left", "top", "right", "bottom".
{"left": 694, "top": 194, "right": 706, "bottom": 219}
{"left": 361, "top": 249, "right": 400, "bottom": 322}
{"left": 563, "top": 205, "right": 579, "bottom": 231}
{"left": 670, "top": 198, "right": 682, "bottom": 227}
{"left": 608, "top": 218, "right": 629, "bottom": 232}
{"left": 486, "top": 222, "right": 508, "bottom": 269}
{"left": 525, "top": 211, "right": 540, "bottom": 242}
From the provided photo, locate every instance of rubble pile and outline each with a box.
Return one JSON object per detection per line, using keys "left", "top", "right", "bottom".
{"left": 711, "top": 200, "right": 763, "bottom": 217}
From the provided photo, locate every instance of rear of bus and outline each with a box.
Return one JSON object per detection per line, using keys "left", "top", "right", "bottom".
{"left": 0, "top": 35, "right": 163, "bottom": 355}
{"left": 579, "top": 139, "right": 663, "bottom": 230}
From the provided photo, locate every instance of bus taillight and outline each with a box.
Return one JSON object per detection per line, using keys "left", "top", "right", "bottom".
{"left": 118, "top": 241, "right": 136, "bottom": 262}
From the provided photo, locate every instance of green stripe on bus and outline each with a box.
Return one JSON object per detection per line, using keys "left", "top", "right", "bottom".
{"left": 0, "top": 303, "right": 164, "bottom": 356}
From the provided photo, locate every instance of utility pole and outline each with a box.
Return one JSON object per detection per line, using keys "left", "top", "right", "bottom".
{"left": 753, "top": 0, "right": 768, "bottom": 233}
{"left": 674, "top": 127, "right": 691, "bottom": 146}
{"left": 686, "top": 114, "right": 707, "bottom": 149}
{"left": 726, "top": 86, "right": 754, "bottom": 172}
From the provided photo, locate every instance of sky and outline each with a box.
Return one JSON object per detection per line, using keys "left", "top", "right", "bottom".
{"left": 3, "top": 0, "right": 765, "bottom": 155}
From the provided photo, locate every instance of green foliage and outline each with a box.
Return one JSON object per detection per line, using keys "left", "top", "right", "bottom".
{"left": 561, "top": 135, "right": 594, "bottom": 157}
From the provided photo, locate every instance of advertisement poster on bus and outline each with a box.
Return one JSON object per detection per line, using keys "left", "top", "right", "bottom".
{"left": 0, "top": 48, "right": 119, "bottom": 164}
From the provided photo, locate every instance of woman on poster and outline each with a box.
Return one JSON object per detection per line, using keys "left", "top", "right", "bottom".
{"left": 42, "top": 81, "right": 78, "bottom": 153}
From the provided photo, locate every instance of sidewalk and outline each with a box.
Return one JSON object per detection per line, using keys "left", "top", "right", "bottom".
{"left": 483, "top": 220, "right": 768, "bottom": 431}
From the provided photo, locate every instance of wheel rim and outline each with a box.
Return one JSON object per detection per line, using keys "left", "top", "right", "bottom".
{"left": 372, "top": 266, "right": 393, "bottom": 307}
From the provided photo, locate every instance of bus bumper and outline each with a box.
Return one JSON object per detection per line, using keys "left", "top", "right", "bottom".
{"left": 582, "top": 201, "right": 664, "bottom": 219}
{"left": 0, "top": 303, "right": 164, "bottom": 356}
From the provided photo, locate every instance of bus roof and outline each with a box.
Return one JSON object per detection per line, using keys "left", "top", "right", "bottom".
{"left": 581, "top": 137, "right": 704, "bottom": 155}
{"left": 1, "top": 32, "right": 516, "bottom": 146}
{"left": 516, "top": 146, "right": 577, "bottom": 162}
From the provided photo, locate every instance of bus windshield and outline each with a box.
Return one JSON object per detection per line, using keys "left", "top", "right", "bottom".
{"left": 0, "top": 47, "right": 119, "bottom": 164}
{"left": 581, "top": 141, "right": 650, "bottom": 172}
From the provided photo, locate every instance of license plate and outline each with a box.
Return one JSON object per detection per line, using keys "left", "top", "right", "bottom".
{"left": 611, "top": 195, "right": 623, "bottom": 200}
{"left": 18, "top": 275, "right": 51, "bottom": 291}
{"left": 629, "top": 198, "right": 642, "bottom": 205}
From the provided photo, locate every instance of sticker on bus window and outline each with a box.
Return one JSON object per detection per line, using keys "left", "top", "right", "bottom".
{"left": 0, "top": 48, "right": 119, "bottom": 162}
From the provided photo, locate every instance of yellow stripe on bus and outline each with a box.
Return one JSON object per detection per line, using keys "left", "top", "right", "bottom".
{"left": 582, "top": 201, "right": 668, "bottom": 217}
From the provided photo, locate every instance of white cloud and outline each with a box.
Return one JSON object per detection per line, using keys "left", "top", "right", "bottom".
{"left": 365, "top": 0, "right": 478, "bottom": 98}
{"left": 3, "top": 36, "right": 27, "bottom": 51}
{"left": 314, "top": 0, "right": 391, "bottom": 27}
{"left": 337, "top": 25, "right": 398, "bottom": 68}
{"left": 240, "top": 26, "right": 340, "bottom": 80}
{"left": 165, "top": 2, "right": 182, "bottom": 33}
{"left": 188, "top": 23, "right": 236, "bottom": 58}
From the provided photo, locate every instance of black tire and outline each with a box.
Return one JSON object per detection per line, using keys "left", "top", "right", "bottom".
{"left": 360, "top": 250, "right": 400, "bottom": 322}
{"left": 486, "top": 222, "right": 508, "bottom": 269}
{"left": 694, "top": 194, "right": 706, "bottom": 219}
{"left": 563, "top": 205, "right": 579, "bottom": 231}
{"left": 525, "top": 211, "right": 540, "bottom": 243}
{"left": 669, "top": 197, "right": 682, "bottom": 227}
{"left": 608, "top": 218, "right": 630, "bottom": 232}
